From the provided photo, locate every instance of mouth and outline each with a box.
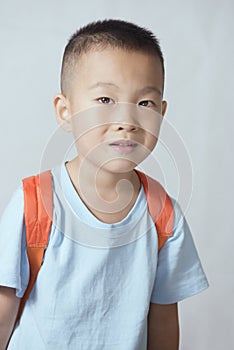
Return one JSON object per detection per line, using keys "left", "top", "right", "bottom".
{"left": 109, "top": 139, "right": 138, "bottom": 154}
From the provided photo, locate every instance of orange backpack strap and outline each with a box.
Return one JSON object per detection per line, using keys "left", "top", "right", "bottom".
{"left": 15, "top": 170, "right": 53, "bottom": 323}
{"left": 135, "top": 170, "right": 174, "bottom": 251}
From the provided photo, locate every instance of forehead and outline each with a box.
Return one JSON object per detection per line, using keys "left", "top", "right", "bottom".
{"left": 71, "top": 48, "right": 164, "bottom": 93}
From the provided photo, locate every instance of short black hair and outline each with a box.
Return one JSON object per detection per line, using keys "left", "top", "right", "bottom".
{"left": 61, "top": 19, "right": 165, "bottom": 95}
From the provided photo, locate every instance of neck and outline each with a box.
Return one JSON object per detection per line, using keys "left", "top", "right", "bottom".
{"left": 66, "top": 156, "right": 140, "bottom": 216}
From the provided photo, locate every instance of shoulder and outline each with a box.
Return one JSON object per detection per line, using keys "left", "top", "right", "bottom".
{"left": 165, "top": 198, "right": 194, "bottom": 246}
{"left": 171, "top": 198, "right": 185, "bottom": 229}
{"left": 0, "top": 183, "right": 29, "bottom": 297}
{"left": 0, "top": 183, "right": 24, "bottom": 225}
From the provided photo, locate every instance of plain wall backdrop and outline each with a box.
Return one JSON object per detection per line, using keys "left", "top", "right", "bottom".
{"left": 0, "top": 0, "right": 233, "bottom": 349}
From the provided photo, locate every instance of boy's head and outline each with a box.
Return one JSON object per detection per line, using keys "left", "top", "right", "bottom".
{"left": 60, "top": 19, "right": 165, "bottom": 98}
{"left": 54, "top": 19, "right": 167, "bottom": 175}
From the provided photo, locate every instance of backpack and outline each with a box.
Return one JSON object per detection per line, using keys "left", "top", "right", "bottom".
{"left": 15, "top": 169, "right": 174, "bottom": 324}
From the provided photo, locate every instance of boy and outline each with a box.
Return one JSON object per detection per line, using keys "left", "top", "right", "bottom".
{"left": 0, "top": 19, "right": 208, "bottom": 349}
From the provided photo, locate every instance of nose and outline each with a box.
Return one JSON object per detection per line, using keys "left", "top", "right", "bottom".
{"left": 112, "top": 122, "right": 138, "bottom": 132}
{"left": 110, "top": 103, "right": 139, "bottom": 132}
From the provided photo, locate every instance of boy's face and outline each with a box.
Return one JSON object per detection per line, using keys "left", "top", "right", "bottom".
{"left": 55, "top": 48, "right": 167, "bottom": 174}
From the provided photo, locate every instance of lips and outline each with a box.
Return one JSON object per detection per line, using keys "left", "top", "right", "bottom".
{"left": 109, "top": 139, "right": 138, "bottom": 154}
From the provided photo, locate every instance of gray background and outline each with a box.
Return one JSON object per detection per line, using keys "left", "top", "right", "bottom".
{"left": 0, "top": 0, "right": 233, "bottom": 348}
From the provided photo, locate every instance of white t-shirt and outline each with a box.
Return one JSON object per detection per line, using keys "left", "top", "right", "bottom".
{"left": 0, "top": 163, "right": 208, "bottom": 349}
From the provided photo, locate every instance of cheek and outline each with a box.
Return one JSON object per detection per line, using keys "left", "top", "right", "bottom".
{"left": 144, "top": 133, "right": 158, "bottom": 151}
{"left": 73, "top": 127, "right": 105, "bottom": 155}
{"left": 70, "top": 106, "right": 110, "bottom": 141}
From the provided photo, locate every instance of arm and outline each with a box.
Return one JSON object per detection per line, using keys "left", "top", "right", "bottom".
{"left": 0, "top": 286, "right": 20, "bottom": 350}
{"left": 147, "top": 302, "right": 179, "bottom": 350}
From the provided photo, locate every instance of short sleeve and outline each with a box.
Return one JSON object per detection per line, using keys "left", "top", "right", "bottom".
{"left": 150, "top": 199, "right": 209, "bottom": 304}
{"left": 0, "top": 184, "right": 29, "bottom": 297}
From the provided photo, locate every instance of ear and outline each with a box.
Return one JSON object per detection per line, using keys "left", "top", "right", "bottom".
{"left": 161, "top": 100, "right": 167, "bottom": 117}
{"left": 53, "top": 94, "right": 72, "bottom": 132}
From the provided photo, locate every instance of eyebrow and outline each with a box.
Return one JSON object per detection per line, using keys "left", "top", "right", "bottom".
{"left": 88, "top": 82, "right": 162, "bottom": 96}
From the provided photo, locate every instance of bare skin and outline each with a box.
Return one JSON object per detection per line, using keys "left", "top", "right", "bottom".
{"left": 147, "top": 302, "right": 179, "bottom": 349}
{"left": 0, "top": 287, "right": 20, "bottom": 350}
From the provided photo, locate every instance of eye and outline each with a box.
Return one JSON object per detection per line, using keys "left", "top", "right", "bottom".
{"left": 139, "top": 100, "right": 156, "bottom": 107}
{"left": 97, "top": 97, "right": 114, "bottom": 104}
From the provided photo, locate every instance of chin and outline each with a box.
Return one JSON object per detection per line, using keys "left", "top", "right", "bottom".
{"left": 103, "top": 159, "right": 137, "bottom": 175}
